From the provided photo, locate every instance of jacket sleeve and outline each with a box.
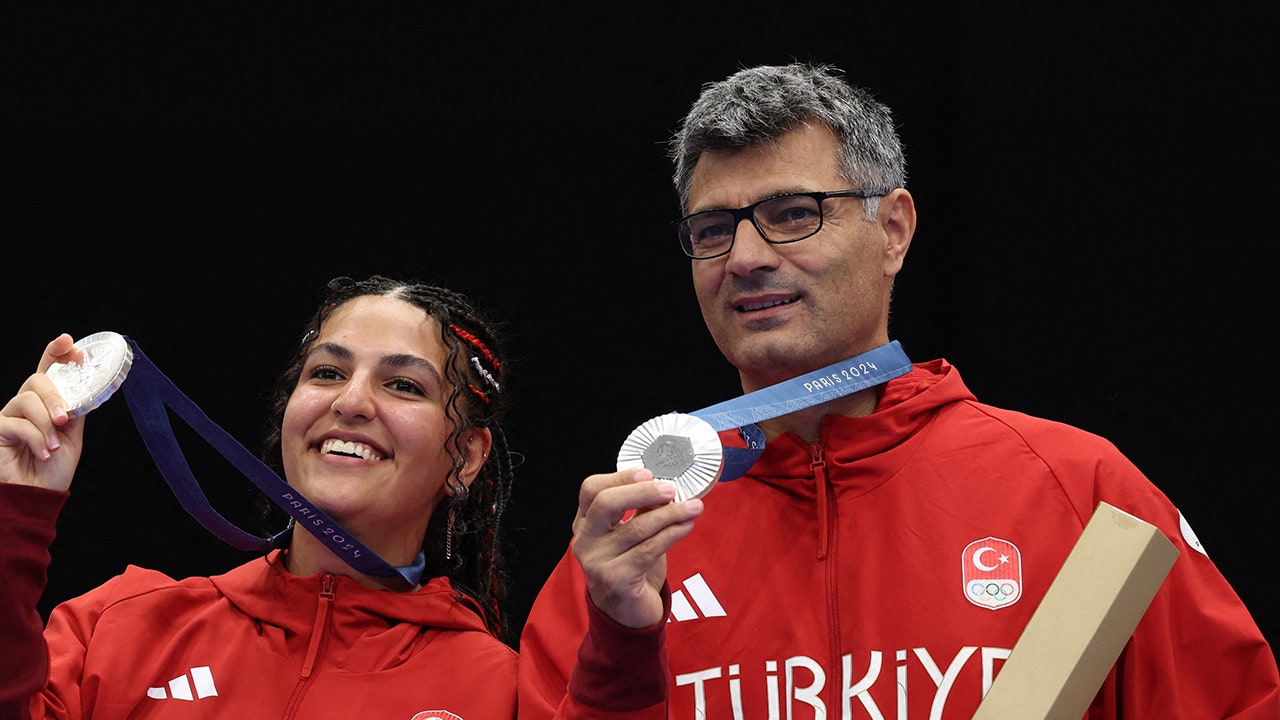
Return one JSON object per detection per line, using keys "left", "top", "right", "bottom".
{"left": 1048, "top": 435, "right": 1280, "bottom": 717}
{"left": 518, "top": 546, "right": 669, "bottom": 720}
{"left": 0, "top": 484, "right": 68, "bottom": 720}
{"left": 1117, "top": 488, "right": 1280, "bottom": 718}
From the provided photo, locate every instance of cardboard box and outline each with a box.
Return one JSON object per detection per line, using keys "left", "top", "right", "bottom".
{"left": 971, "top": 501, "right": 1179, "bottom": 719}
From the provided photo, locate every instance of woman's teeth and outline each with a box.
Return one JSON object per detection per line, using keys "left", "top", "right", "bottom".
{"left": 320, "top": 438, "right": 383, "bottom": 462}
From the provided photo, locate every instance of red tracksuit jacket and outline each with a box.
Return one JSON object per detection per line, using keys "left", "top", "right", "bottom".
{"left": 518, "top": 359, "right": 1279, "bottom": 719}
{"left": 1, "top": 485, "right": 517, "bottom": 720}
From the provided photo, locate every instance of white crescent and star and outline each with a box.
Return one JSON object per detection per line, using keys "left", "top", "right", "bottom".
{"left": 972, "top": 546, "right": 1011, "bottom": 572}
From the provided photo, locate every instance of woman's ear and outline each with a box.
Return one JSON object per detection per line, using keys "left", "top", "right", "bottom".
{"left": 456, "top": 427, "right": 493, "bottom": 491}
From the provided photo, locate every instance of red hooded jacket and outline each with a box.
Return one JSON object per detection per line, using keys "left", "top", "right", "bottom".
{"left": 1, "top": 484, "right": 517, "bottom": 720}
{"left": 518, "top": 359, "right": 1279, "bottom": 719}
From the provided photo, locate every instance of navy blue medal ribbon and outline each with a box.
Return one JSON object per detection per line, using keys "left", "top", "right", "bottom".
{"left": 119, "top": 337, "right": 423, "bottom": 588}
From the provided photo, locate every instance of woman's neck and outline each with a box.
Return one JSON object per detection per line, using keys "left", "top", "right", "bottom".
{"left": 282, "top": 530, "right": 421, "bottom": 592}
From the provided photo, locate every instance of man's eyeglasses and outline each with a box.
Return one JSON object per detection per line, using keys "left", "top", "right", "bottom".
{"left": 675, "top": 188, "right": 885, "bottom": 259}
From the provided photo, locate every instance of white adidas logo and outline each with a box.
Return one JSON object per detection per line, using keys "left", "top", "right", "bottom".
{"left": 669, "top": 572, "right": 725, "bottom": 622}
{"left": 147, "top": 666, "right": 218, "bottom": 700}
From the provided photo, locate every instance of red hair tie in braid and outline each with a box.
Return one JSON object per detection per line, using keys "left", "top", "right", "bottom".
{"left": 449, "top": 323, "right": 502, "bottom": 394}
{"left": 466, "top": 383, "right": 492, "bottom": 405}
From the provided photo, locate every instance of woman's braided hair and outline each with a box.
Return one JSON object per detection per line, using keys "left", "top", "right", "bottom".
{"left": 261, "top": 275, "right": 518, "bottom": 642}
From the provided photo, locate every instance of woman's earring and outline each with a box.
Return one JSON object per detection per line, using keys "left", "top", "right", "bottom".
{"left": 446, "top": 503, "right": 457, "bottom": 561}
{"left": 445, "top": 481, "right": 469, "bottom": 561}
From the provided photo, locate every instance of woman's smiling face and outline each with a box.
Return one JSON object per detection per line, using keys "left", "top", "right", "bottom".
{"left": 281, "top": 294, "right": 476, "bottom": 564}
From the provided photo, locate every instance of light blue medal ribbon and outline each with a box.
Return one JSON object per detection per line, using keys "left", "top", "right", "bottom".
{"left": 118, "top": 337, "right": 424, "bottom": 588}
{"left": 617, "top": 341, "right": 912, "bottom": 500}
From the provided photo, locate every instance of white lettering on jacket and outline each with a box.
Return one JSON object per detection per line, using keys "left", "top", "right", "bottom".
{"left": 674, "top": 646, "right": 1012, "bottom": 719}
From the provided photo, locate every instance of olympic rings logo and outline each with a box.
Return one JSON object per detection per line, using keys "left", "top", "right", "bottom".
{"left": 969, "top": 580, "right": 1018, "bottom": 601}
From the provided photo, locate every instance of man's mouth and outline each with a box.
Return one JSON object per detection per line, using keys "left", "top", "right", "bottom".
{"left": 737, "top": 296, "right": 799, "bottom": 312}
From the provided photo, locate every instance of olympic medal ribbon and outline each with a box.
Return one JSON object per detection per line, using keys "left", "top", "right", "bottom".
{"left": 618, "top": 341, "right": 913, "bottom": 501}
{"left": 119, "top": 337, "right": 421, "bottom": 588}
{"left": 691, "top": 341, "right": 914, "bottom": 432}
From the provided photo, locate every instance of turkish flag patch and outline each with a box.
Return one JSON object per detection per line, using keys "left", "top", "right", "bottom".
{"left": 962, "top": 536, "right": 1023, "bottom": 610}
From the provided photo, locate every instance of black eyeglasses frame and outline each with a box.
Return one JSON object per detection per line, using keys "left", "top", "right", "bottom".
{"left": 675, "top": 188, "right": 887, "bottom": 260}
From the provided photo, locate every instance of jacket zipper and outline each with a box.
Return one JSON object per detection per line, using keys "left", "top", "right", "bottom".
{"left": 813, "top": 443, "right": 843, "bottom": 714}
{"left": 285, "top": 574, "right": 336, "bottom": 718}
{"left": 812, "top": 443, "right": 830, "bottom": 560}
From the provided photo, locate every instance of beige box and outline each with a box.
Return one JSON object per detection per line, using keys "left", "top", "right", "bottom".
{"left": 972, "top": 501, "right": 1179, "bottom": 719}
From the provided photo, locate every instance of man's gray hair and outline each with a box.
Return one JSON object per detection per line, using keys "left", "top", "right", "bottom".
{"left": 668, "top": 62, "right": 907, "bottom": 215}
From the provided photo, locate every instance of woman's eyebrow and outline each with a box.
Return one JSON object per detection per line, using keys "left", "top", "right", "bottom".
{"left": 307, "top": 343, "right": 444, "bottom": 385}
{"left": 307, "top": 341, "right": 352, "bottom": 362}
{"left": 381, "top": 353, "right": 444, "bottom": 384}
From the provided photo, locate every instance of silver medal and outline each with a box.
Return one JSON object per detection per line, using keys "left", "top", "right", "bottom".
{"left": 617, "top": 413, "right": 724, "bottom": 501}
{"left": 44, "top": 331, "right": 134, "bottom": 416}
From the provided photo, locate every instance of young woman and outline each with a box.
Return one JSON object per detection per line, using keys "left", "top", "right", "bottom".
{"left": 1, "top": 275, "right": 520, "bottom": 718}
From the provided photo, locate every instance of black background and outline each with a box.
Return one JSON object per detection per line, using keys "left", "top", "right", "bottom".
{"left": 5, "top": 4, "right": 1276, "bottom": 653}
